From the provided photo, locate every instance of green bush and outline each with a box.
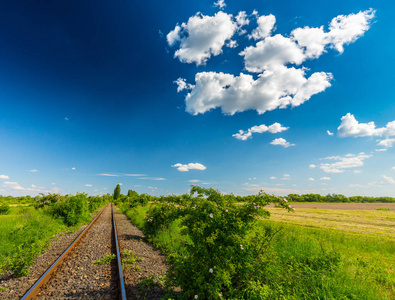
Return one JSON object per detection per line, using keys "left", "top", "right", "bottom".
{"left": 0, "top": 204, "right": 10, "bottom": 215}
{"left": 145, "top": 186, "right": 293, "bottom": 299}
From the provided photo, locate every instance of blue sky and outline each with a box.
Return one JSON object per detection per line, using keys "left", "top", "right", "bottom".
{"left": 0, "top": 0, "right": 394, "bottom": 197}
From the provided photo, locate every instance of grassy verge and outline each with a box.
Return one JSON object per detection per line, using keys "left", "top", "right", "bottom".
{"left": 122, "top": 204, "right": 395, "bottom": 299}
{"left": 0, "top": 207, "right": 68, "bottom": 277}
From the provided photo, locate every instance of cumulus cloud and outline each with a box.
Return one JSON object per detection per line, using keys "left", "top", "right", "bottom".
{"left": 309, "top": 164, "right": 316, "bottom": 168}
{"left": 3, "top": 181, "right": 24, "bottom": 190}
{"left": 183, "top": 68, "right": 332, "bottom": 115}
{"left": 214, "top": 0, "right": 226, "bottom": 9}
{"left": 270, "top": 176, "right": 276, "bottom": 179}
{"left": 85, "top": 184, "right": 92, "bottom": 187}
{"left": 308, "top": 178, "right": 315, "bottom": 181}
{"left": 327, "top": 130, "right": 334, "bottom": 136}
{"left": 189, "top": 179, "right": 201, "bottom": 183}
{"left": 235, "top": 11, "right": 250, "bottom": 28}
{"left": 174, "top": 78, "right": 194, "bottom": 92}
{"left": 270, "top": 138, "right": 295, "bottom": 148}
{"left": 172, "top": 163, "right": 207, "bottom": 172}
{"left": 233, "top": 122, "right": 288, "bottom": 140}
{"left": 320, "top": 177, "right": 331, "bottom": 180}
{"left": 337, "top": 113, "right": 395, "bottom": 148}
{"left": 28, "top": 169, "right": 38, "bottom": 173}
{"left": 320, "top": 152, "right": 371, "bottom": 173}
{"left": 0, "top": 175, "right": 9, "bottom": 180}
{"left": 173, "top": 9, "right": 374, "bottom": 116}
{"left": 383, "top": 175, "right": 395, "bottom": 184}
{"left": 72, "top": 167, "right": 76, "bottom": 170}
{"left": 249, "top": 14, "right": 276, "bottom": 40}
{"left": 167, "top": 11, "right": 237, "bottom": 65}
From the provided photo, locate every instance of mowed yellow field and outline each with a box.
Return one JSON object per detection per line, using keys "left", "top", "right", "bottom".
{"left": 266, "top": 203, "right": 395, "bottom": 237}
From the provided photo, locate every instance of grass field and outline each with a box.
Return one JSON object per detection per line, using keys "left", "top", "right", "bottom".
{"left": 266, "top": 203, "right": 395, "bottom": 237}
{"left": 123, "top": 202, "right": 395, "bottom": 299}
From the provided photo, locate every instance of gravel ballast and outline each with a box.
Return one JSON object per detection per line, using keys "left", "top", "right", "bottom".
{"left": 114, "top": 207, "right": 169, "bottom": 299}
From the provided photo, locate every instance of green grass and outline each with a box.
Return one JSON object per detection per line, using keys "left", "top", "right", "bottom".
{"left": 122, "top": 205, "right": 395, "bottom": 299}
{"left": 0, "top": 207, "right": 67, "bottom": 276}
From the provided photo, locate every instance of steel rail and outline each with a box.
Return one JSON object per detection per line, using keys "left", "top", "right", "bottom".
{"left": 21, "top": 203, "right": 110, "bottom": 300}
{"left": 112, "top": 203, "right": 127, "bottom": 300}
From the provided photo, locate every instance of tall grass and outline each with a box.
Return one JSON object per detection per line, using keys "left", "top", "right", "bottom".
{"left": 122, "top": 205, "right": 395, "bottom": 299}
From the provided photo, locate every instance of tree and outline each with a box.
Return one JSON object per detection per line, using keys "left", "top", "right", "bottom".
{"left": 113, "top": 184, "right": 121, "bottom": 200}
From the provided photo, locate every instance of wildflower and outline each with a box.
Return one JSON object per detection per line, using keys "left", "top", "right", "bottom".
{"left": 257, "top": 205, "right": 260, "bottom": 208}
{"left": 209, "top": 268, "right": 213, "bottom": 273}
{"left": 240, "top": 244, "right": 244, "bottom": 250}
{"left": 184, "top": 256, "right": 186, "bottom": 259}
{"left": 192, "top": 184, "right": 195, "bottom": 186}
{"left": 225, "top": 209, "right": 228, "bottom": 213}
{"left": 209, "top": 213, "right": 213, "bottom": 218}
{"left": 195, "top": 295, "right": 198, "bottom": 299}
{"left": 254, "top": 206, "right": 257, "bottom": 209}
{"left": 293, "top": 208, "right": 295, "bottom": 211}
{"left": 219, "top": 294, "right": 222, "bottom": 297}
{"left": 288, "top": 205, "right": 291, "bottom": 208}
{"left": 284, "top": 198, "right": 288, "bottom": 202}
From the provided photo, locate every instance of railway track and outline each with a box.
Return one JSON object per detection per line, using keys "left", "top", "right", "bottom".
{"left": 21, "top": 203, "right": 126, "bottom": 299}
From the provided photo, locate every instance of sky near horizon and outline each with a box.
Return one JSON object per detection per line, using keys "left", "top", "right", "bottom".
{"left": 0, "top": 0, "right": 394, "bottom": 197}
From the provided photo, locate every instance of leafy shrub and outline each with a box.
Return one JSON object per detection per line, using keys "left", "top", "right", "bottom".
{"left": 0, "top": 204, "right": 10, "bottom": 215}
{"left": 144, "top": 186, "right": 293, "bottom": 299}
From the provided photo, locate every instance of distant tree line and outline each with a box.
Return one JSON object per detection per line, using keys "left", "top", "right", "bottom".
{"left": 285, "top": 193, "right": 395, "bottom": 203}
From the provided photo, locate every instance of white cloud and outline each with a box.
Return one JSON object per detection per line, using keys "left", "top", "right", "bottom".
{"left": 85, "top": 184, "right": 92, "bottom": 187}
{"left": 392, "top": 167, "right": 395, "bottom": 170}
{"left": 375, "top": 148, "right": 387, "bottom": 152}
{"left": 99, "top": 173, "right": 119, "bottom": 177}
{"left": 0, "top": 175, "right": 9, "bottom": 180}
{"left": 249, "top": 14, "right": 276, "bottom": 40}
{"left": 270, "top": 138, "right": 295, "bottom": 148}
{"left": 31, "top": 184, "right": 36, "bottom": 188}
{"left": 383, "top": 175, "right": 395, "bottom": 184}
{"left": 72, "top": 167, "right": 76, "bottom": 170}
{"left": 337, "top": 113, "right": 395, "bottom": 148}
{"left": 353, "top": 170, "right": 362, "bottom": 174}
{"left": 183, "top": 68, "right": 332, "bottom": 115}
{"left": 309, "top": 164, "right": 316, "bottom": 168}
{"left": 327, "top": 9, "right": 375, "bottom": 53}
{"left": 138, "top": 177, "right": 166, "bottom": 181}
{"left": 327, "top": 130, "right": 334, "bottom": 136}
{"left": 188, "top": 179, "right": 201, "bottom": 183}
{"left": 270, "top": 176, "right": 276, "bottom": 179}
{"left": 51, "top": 182, "right": 56, "bottom": 185}
{"left": 308, "top": 178, "right": 315, "bottom": 181}
{"left": 337, "top": 113, "right": 387, "bottom": 137}
{"left": 320, "top": 152, "right": 371, "bottom": 173}
{"left": 167, "top": 11, "right": 237, "bottom": 65}
{"left": 172, "top": 163, "right": 207, "bottom": 172}
{"left": 377, "top": 138, "right": 395, "bottom": 148}
{"left": 241, "top": 35, "right": 305, "bottom": 72}
{"left": 213, "top": 0, "right": 226, "bottom": 9}
{"left": 349, "top": 184, "right": 363, "bottom": 188}
{"left": 174, "top": 10, "right": 374, "bottom": 116}
{"left": 174, "top": 78, "right": 194, "bottom": 92}
{"left": 320, "top": 177, "right": 331, "bottom": 180}
{"left": 235, "top": 11, "right": 249, "bottom": 28}
{"left": 3, "top": 181, "right": 24, "bottom": 190}
{"left": 28, "top": 169, "right": 38, "bottom": 173}
{"left": 233, "top": 122, "right": 288, "bottom": 140}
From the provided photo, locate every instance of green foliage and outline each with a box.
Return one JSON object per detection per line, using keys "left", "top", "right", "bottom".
{"left": 286, "top": 193, "right": 395, "bottom": 203}
{"left": 113, "top": 184, "right": 121, "bottom": 200}
{"left": 377, "top": 207, "right": 391, "bottom": 211}
{"left": 46, "top": 193, "right": 91, "bottom": 226}
{"left": 93, "top": 254, "right": 116, "bottom": 265}
{"left": 0, "top": 204, "right": 10, "bottom": 215}
{"left": 122, "top": 186, "right": 394, "bottom": 299}
{"left": 144, "top": 186, "right": 293, "bottom": 299}
{"left": 0, "top": 210, "right": 67, "bottom": 277}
